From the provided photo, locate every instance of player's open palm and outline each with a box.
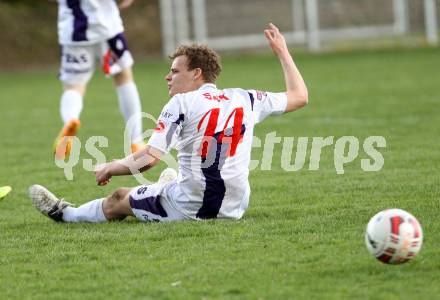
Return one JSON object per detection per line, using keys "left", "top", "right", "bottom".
{"left": 264, "top": 23, "right": 289, "bottom": 57}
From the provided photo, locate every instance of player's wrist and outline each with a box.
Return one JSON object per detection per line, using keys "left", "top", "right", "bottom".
{"left": 110, "top": 159, "right": 126, "bottom": 176}
{"left": 277, "top": 48, "right": 292, "bottom": 60}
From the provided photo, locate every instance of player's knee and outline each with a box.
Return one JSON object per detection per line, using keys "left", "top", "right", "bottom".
{"left": 114, "top": 68, "right": 133, "bottom": 86}
{"left": 63, "top": 84, "right": 86, "bottom": 95}
{"left": 111, "top": 188, "right": 129, "bottom": 202}
{"left": 103, "top": 188, "right": 130, "bottom": 220}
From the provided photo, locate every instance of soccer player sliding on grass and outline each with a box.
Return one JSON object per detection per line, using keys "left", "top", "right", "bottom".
{"left": 29, "top": 23, "right": 308, "bottom": 222}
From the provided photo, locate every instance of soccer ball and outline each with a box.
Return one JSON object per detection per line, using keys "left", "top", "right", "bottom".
{"left": 365, "top": 208, "right": 423, "bottom": 264}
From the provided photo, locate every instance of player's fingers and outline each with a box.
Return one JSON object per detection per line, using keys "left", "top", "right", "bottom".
{"left": 98, "top": 179, "right": 109, "bottom": 186}
{"left": 95, "top": 173, "right": 105, "bottom": 183}
{"left": 266, "top": 29, "right": 277, "bottom": 42}
{"left": 264, "top": 30, "right": 273, "bottom": 41}
{"left": 269, "top": 23, "right": 279, "bottom": 33}
{"left": 119, "top": 0, "right": 133, "bottom": 9}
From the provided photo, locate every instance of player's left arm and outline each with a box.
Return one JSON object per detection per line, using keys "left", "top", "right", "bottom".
{"left": 118, "top": 0, "right": 135, "bottom": 10}
{"left": 94, "top": 145, "right": 164, "bottom": 186}
{"left": 264, "top": 23, "right": 308, "bottom": 113}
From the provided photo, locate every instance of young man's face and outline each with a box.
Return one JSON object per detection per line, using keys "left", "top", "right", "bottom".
{"left": 165, "top": 55, "right": 200, "bottom": 97}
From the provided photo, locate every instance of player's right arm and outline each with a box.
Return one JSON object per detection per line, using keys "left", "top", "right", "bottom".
{"left": 94, "top": 95, "right": 183, "bottom": 186}
{"left": 94, "top": 146, "right": 164, "bottom": 186}
{"left": 264, "top": 23, "right": 308, "bottom": 113}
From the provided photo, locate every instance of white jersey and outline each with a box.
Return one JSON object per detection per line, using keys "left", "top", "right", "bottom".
{"left": 57, "top": 0, "right": 124, "bottom": 45}
{"left": 148, "top": 84, "right": 287, "bottom": 220}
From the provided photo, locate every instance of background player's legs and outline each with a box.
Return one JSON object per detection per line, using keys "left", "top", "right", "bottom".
{"left": 113, "top": 68, "right": 144, "bottom": 152}
{"left": 60, "top": 84, "right": 85, "bottom": 124}
{"left": 55, "top": 45, "right": 94, "bottom": 159}
{"left": 54, "top": 84, "right": 85, "bottom": 159}
{"left": 104, "top": 33, "right": 144, "bottom": 152}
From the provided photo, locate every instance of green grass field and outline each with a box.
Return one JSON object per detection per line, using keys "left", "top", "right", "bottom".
{"left": 0, "top": 47, "right": 439, "bottom": 299}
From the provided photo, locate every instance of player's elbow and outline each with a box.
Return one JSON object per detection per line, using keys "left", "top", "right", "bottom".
{"left": 285, "top": 90, "right": 308, "bottom": 112}
{"left": 296, "top": 90, "right": 309, "bottom": 107}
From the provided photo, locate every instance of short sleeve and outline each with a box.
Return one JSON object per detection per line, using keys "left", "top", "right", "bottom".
{"left": 247, "top": 90, "right": 287, "bottom": 124}
{"left": 147, "top": 96, "right": 185, "bottom": 154}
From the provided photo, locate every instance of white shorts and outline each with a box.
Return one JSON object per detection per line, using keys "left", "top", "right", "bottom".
{"left": 59, "top": 33, "right": 134, "bottom": 85}
{"left": 128, "top": 181, "right": 189, "bottom": 222}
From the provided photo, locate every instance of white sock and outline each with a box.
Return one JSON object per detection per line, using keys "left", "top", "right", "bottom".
{"left": 62, "top": 198, "right": 108, "bottom": 223}
{"left": 116, "top": 82, "right": 143, "bottom": 143}
{"left": 60, "top": 89, "right": 83, "bottom": 123}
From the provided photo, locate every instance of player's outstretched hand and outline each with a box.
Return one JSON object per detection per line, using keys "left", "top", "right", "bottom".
{"left": 95, "top": 163, "right": 112, "bottom": 186}
{"left": 264, "top": 23, "right": 289, "bottom": 57}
